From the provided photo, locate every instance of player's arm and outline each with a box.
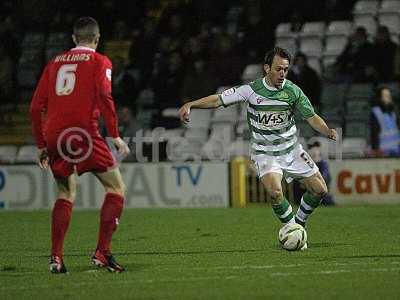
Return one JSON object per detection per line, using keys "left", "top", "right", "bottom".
{"left": 179, "top": 86, "right": 249, "bottom": 123}
{"left": 95, "top": 57, "right": 129, "bottom": 156}
{"left": 306, "top": 114, "right": 337, "bottom": 140}
{"left": 30, "top": 65, "right": 50, "bottom": 169}
{"left": 178, "top": 95, "right": 222, "bottom": 123}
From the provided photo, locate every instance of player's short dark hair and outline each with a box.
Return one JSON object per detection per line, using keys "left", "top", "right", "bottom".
{"left": 307, "top": 141, "right": 321, "bottom": 149}
{"left": 73, "top": 16, "right": 100, "bottom": 43}
{"left": 264, "top": 47, "right": 292, "bottom": 66}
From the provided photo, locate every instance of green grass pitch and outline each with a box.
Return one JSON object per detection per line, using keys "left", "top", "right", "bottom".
{"left": 1, "top": 205, "right": 400, "bottom": 299}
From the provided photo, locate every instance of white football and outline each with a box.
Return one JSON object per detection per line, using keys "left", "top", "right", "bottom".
{"left": 278, "top": 223, "right": 307, "bottom": 251}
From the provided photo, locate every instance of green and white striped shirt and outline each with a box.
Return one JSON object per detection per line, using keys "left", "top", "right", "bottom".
{"left": 219, "top": 78, "right": 315, "bottom": 156}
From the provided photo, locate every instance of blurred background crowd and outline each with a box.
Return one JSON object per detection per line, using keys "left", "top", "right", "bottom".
{"left": 0, "top": 0, "right": 399, "bottom": 161}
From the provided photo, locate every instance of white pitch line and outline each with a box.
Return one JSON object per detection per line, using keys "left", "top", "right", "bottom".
{"left": 1, "top": 268, "right": 400, "bottom": 291}
{"left": 168, "top": 261, "right": 400, "bottom": 271}
{"left": 270, "top": 267, "right": 400, "bottom": 277}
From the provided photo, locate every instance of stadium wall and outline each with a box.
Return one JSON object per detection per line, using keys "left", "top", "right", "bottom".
{"left": 1, "top": 159, "right": 400, "bottom": 209}
{"left": 0, "top": 163, "right": 229, "bottom": 209}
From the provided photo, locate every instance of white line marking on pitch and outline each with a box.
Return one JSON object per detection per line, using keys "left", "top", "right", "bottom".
{"left": 1, "top": 268, "right": 400, "bottom": 291}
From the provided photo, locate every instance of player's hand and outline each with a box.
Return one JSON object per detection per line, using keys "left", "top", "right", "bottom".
{"left": 327, "top": 128, "right": 337, "bottom": 141}
{"left": 112, "top": 137, "right": 130, "bottom": 157}
{"left": 37, "top": 148, "right": 49, "bottom": 169}
{"left": 178, "top": 103, "right": 191, "bottom": 123}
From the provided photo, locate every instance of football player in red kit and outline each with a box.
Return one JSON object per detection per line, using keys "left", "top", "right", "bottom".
{"left": 30, "top": 16, "right": 130, "bottom": 273}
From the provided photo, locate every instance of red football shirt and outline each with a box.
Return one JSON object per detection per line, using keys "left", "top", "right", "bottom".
{"left": 30, "top": 46, "right": 119, "bottom": 149}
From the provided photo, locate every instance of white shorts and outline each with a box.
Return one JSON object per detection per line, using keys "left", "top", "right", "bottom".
{"left": 250, "top": 143, "right": 319, "bottom": 182}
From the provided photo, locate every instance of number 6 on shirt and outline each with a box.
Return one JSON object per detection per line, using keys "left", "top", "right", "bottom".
{"left": 56, "top": 64, "right": 78, "bottom": 96}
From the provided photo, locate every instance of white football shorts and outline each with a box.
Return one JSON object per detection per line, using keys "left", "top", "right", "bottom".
{"left": 250, "top": 143, "right": 319, "bottom": 182}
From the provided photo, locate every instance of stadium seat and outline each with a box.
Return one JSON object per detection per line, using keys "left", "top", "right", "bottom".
{"left": 342, "top": 137, "right": 367, "bottom": 158}
{"left": 325, "top": 21, "right": 353, "bottom": 36}
{"left": 209, "top": 122, "right": 234, "bottom": 142}
{"left": 345, "top": 83, "right": 374, "bottom": 101}
{"left": 345, "top": 101, "right": 370, "bottom": 122}
{"left": 299, "top": 39, "right": 323, "bottom": 58}
{"left": 391, "top": 33, "right": 399, "bottom": 44}
{"left": 352, "top": 0, "right": 379, "bottom": 15}
{"left": 17, "top": 68, "right": 41, "bottom": 89}
{"left": 320, "top": 83, "right": 347, "bottom": 110}
{"left": 379, "top": 0, "right": 400, "bottom": 13}
{"left": 103, "top": 40, "right": 132, "bottom": 62}
{"left": 299, "top": 22, "right": 326, "bottom": 38}
{"left": 321, "top": 56, "right": 338, "bottom": 73}
{"left": 18, "top": 49, "right": 44, "bottom": 68}
{"left": 275, "top": 37, "right": 297, "bottom": 56}
{"left": 136, "top": 89, "right": 155, "bottom": 107}
{"left": 241, "top": 64, "right": 263, "bottom": 83}
{"left": 296, "top": 121, "right": 316, "bottom": 138}
{"left": 324, "top": 36, "right": 348, "bottom": 56}
{"left": 378, "top": 14, "right": 400, "bottom": 34}
{"left": 353, "top": 15, "right": 377, "bottom": 37}
{"left": 211, "top": 105, "right": 239, "bottom": 123}
{"left": 307, "top": 57, "right": 322, "bottom": 75}
{"left": 345, "top": 121, "right": 369, "bottom": 138}
{"left": 15, "top": 145, "right": 37, "bottom": 163}
{"left": 185, "top": 110, "right": 212, "bottom": 129}
{"left": 161, "top": 108, "right": 179, "bottom": 118}
{"left": 275, "top": 23, "right": 298, "bottom": 39}
{"left": 21, "top": 32, "right": 46, "bottom": 48}
{"left": 0, "top": 145, "right": 18, "bottom": 163}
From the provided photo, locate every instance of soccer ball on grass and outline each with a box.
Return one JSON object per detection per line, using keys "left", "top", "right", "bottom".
{"left": 278, "top": 223, "right": 307, "bottom": 251}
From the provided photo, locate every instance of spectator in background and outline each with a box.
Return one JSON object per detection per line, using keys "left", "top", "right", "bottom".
{"left": 307, "top": 141, "right": 335, "bottom": 205}
{"left": 393, "top": 33, "right": 400, "bottom": 82}
{"left": 0, "top": 43, "right": 16, "bottom": 125}
{"left": 182, "top": 36, "right": 209, "bottom": 66}
{"left": 288, "top": 11, "right": 303, "bottom": 33}
{"left": 293, "top": 141, "right": 335, "bottom": 206}
{"left": 0, "top": 44, "right": 15, "bottom": 104}
{"left": 210, "top": 33, "right": 244, "bottom": 87}
{"left": 111, "top": 56, "right": 140, "bottom": 109}
{"left": 152, "top": 51, "right": 185, "bottom": 110}
{"left": 371, "top": 26, "right": 397, "bottom": 83}
{"left": 118, "top": 106, "right": 139, "bottom": 138}
{"left": 238, "top": 5, "right": 271, "bottom": 65}
{"left": 130, "top": 17, "right": 159, "bottom": 84}
{"left": 181, "top": 59, "right": 217, "bottom": 103}
{"left": 335, "top": 26, "right": 374, "bottom": 83}
{"left": 369, "top": 86, "right": 400, "bottom": 156}
{"left": 287, "top": 52, "right": 322, "bottom": 111}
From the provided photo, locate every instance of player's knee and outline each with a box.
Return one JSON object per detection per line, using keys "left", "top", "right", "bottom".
{"left": 58, "top": 190, "right": 76, "bottom": 202}
{"left": 106, "top": 181, "right": 126, "bottom": 197}
{"left": 311, "top": 185, "right": 328, "bottom": 199}
{"left": 269, "top": 189, "right": 284, "bottom": 204}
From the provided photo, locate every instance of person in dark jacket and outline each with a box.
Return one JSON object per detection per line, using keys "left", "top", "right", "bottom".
{"left": 287, "top": 52, "right": 322, "bottom": 111}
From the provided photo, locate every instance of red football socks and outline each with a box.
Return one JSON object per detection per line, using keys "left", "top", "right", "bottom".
{"left": 51, "top": 199, "right": 73, "bottom": 257}
{"left": 97, "top": 193, "right": 124, "bottom": 255}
